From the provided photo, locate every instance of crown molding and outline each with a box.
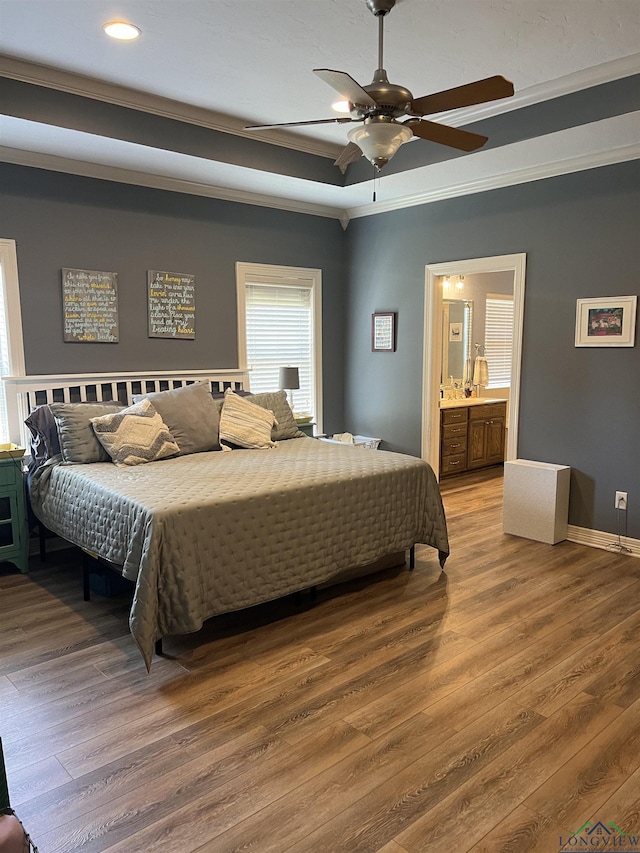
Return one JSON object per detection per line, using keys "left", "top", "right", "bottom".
{"left": 432, "top": 53, "right": 640, "bottom": 128}
{"left": 2, "top": 139, "right": 637, "bottom": 225}
{"left": 0, "top": 147, "right": 344, "bottom": 221}
{"left": 4, "top": 52, "right": 637, "bottom": 161}
{"left": 345, "top": 143, "right": 640, "bottom": 220}
{"left": 0, "top": 54, "right": 343, "bottom": 161}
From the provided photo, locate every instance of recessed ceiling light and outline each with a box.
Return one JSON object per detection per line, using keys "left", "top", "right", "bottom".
{"left": 103, "top": 21, "right": 141, "bottom": 40}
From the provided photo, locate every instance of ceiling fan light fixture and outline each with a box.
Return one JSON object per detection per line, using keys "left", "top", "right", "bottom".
{"left": 103, "top": 20, "right": 141, "bottom": 40}
{"left": 348, "top": 119, "right": 412, "bottom": 170}
{"left": 331, "top": 99, "right": 352, "bottom": 114}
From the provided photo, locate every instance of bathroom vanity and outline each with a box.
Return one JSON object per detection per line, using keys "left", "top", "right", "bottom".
{"left": 440, "top": 398, "right": 507, "bottom": 477}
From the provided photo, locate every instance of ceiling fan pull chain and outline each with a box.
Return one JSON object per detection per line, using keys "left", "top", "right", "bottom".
{"left": 373, "top": 163, "right": 377, "bottom": 202}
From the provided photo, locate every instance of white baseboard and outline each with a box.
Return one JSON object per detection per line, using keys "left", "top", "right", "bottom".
{"left": 567, "top": 525, "right": 640, "bottom": 558}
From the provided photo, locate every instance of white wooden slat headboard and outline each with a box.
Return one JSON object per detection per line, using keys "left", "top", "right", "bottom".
{"left": 3, "top": 368, "right": 250, "bottom": 448}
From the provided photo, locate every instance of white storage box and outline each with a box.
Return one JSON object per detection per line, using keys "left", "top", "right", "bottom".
{"left": 352, "top": 435, "right": 381, "bottom": 449}
{"left": 503, "top": 459, "right": 571, "bottom": 545}
{"left": 318, "top": 433, "right": 381, "bottom": 450}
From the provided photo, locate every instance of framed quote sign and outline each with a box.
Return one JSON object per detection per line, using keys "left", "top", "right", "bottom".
{"left": 62, "top": 268, "right": 119, "bottom": 343}
{"left": 147, "top": 271, "right": 196, "bottom": 339}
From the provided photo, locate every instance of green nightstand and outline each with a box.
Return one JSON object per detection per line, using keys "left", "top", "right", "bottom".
{"left": 0, "top": 455, "right": 28, "bottom": 573}
{"left": 296, "top": 422, "right": 316, "bottom": 437}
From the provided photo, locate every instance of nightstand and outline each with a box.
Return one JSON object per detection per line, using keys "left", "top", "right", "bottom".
{"left": 296, "top": 422, "right": 315, "bottom": 437}
{"left": 0, "top": 456, "right": 28, "bottom": 573}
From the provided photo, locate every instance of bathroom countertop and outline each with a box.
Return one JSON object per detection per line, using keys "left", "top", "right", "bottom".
{"left": 440, "top": 397, "right": 505, "bottom": 409}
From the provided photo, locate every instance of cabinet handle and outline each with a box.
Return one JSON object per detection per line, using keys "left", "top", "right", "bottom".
{"left": 449, "top": 460, "right": 460, "bottom": 466}
{"left": 450, "top": 443, "right": 460, "bottom": 449}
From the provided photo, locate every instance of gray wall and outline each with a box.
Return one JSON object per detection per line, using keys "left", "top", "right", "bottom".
{"left": 2, "top": 160, "right": 639, "bottom": 540}
{"left": 344, "top": 161, "right": 640, "bottom": 538}
{"left": 0, "top": 164, "right": 347, "bottom": 432}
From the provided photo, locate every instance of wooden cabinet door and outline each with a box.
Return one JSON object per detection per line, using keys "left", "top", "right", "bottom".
{"left": 467, "top": 419, "right": 487, "bottom": 468}
{"left": 486, "top": 417, "right": 505, "bottom": 464}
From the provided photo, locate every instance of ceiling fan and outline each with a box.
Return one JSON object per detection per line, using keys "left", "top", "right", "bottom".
{"left": 246, "top": 0, "right": 514, "bottom": 173}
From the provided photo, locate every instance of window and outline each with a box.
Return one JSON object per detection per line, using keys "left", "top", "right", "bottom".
{"left": 0, "top": 240, "right": 26, "bottom": 444}
{"left": 485, "top": 293, "right": 514, "bottom": 389}
{"left": 236, "top": 263, "right": 322, "bottom": 429}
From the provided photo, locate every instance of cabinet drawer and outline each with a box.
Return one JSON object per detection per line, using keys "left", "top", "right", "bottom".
{"left": 442, "top": 423, "right": 468, "bottom": 439}
{"left": 0, "top": 463, "right": 20, "bottom": 487}
{"left": 469, "top": 403, "right": 507, "bottom": 422}
{"left": 441, "top": 408, "right": 467, "bottom": 425}
{"left": 442, "top": 436, "right": 466, "bottom": 455}
{"left": 441, "top": 452, "right": 466, "bottom": 475}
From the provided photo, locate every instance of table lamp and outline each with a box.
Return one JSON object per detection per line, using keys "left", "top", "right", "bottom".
{"left": 279, "top": 366, "right": 299, "bottom": 415}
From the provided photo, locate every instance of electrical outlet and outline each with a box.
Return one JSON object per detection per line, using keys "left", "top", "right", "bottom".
{"left": 615, "top": 491, "right": 628, "bottom": 510}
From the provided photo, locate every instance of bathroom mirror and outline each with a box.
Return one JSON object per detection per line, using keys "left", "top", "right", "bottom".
{"left": 442, "top": 299, "right": 473, "bottom": 384}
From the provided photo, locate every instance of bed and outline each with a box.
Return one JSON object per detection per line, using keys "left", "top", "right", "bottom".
{"left": 8, "top": 370, "right": 449, "bottom": 668}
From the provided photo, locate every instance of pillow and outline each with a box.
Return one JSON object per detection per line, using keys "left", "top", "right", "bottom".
{"left": 25, "top": 404, "right": 61, "bottom": 467}
{"left": 49, "top": 401, "right": 124, "bottom": 463}
{"left": 219, "top": 389, "right": 277, "bottom": 450}
{"left": 91, "top": 398, "right": 180, "bottom": 466}
{"left": 132, "top": 381, "right": 220, "bottom": 454}
{"left": 246, "top": 390, "right": 304, "bottom": 440}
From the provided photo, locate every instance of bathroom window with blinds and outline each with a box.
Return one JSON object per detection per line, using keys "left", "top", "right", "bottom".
{"left": 236, "top": 263, "right": 322, "bottom": 428}
{"left": 485, "top": 293, "right": 514, "bottom": 389}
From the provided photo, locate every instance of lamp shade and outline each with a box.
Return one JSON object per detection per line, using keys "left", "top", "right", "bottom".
{"left": 279, "top": 366, "right": 299, "bottom": 390}
{"left": 348, "top": 119, "right": 412, "bottom": 170}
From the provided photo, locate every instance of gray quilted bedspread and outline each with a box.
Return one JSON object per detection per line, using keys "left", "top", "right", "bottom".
{"left": 30, "top": 437, "right": 449, "bottom": 668}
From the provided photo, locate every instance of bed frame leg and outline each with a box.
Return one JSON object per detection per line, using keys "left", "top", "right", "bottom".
{"left": 155, "top": 638, "right": 163, "bottom": 656}
{"left": 409, "top": 545, "right": 415, "bottom": 570}
{"left": 82, "top": 553, "right": 91, "bottom": 601}
{"left": 39, "top": 523, "right": 47, "bottom": 561}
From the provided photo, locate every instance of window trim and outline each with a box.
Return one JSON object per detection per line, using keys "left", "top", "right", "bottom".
{"left": 0, "top": 239, "right": 26, "bottom": 444}
{"left": 236, "top": 262, "right": 323, "bottom": 433}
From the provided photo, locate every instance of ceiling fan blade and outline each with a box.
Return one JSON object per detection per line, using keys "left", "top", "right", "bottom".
{"left": 245, "top": 117, "right": 355, "bottom": 130}
{"left": 411, "top": 75, "right": 514, "bottom": 116}
{"left": 313, "top": 69, "right": 378, "bottom": 108}
{"left": 408, "top": 119, "right": 488, "bottom": 152}
{"left": 334, "top": 141, "right": 363, "bottom": 174}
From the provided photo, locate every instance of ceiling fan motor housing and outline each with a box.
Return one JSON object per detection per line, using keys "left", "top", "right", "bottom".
{"left": 359, "top": 70, "right": 413, "bottom": 117}
{"left": 366, "top": 0, "right": 396, "bottom": 16}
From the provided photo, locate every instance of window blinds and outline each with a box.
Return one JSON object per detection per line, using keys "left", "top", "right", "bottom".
{"left": 245, "top": 283, "right": 314, "bottom": 415}
{"left": 485, "top": 294, "right": 514, "bottom": 388}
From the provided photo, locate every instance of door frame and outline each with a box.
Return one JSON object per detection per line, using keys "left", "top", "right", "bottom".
{"left": 421, "top": 253, "right": 527, "bottom": 477}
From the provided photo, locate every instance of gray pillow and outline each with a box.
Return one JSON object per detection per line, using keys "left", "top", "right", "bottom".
{"left": 248, "top": 390, "right": 305, "bottom": 440}
{"left": 49, "top": 401, "right": 124, "bottom": 463}
{"left": 132, "top": 381, "right": 220, "bottom": 454}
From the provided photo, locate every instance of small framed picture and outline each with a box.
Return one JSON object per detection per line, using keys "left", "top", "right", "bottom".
{"left": 575, "top": 296, "right": 637, "bottom": 347}
{"left": 372, "top": 312, "right": 396, "bottom": 352}
{"left": 449, "top": 322, "right": 463, "bottom": 342}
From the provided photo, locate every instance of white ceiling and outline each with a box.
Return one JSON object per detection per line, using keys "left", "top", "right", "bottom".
{"left": 1, "top": 0, "right": 639, "bottom": 221}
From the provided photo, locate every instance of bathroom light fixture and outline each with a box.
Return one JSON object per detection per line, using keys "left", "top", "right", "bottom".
{"left": 442, "top": 277, "right": 451, "bottom": 292}
{"left": 347, "top": 117, "right": 413, "bottom": 171}
{"left": 456, "top": 275, "right": 465, "bottom": 292}
{"left": 103, "top": 21, "right": 141, "bottom": 40}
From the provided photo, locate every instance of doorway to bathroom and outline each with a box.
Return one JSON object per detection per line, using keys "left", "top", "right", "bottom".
{"left": 421, "top": 253, "right": 527, "bottom": 479}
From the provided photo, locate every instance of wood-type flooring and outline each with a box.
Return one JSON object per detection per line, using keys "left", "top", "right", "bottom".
{"left": 1, "top": 467, "right": 639, "bottom": 852}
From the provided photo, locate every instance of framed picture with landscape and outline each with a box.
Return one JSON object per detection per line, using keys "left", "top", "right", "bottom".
{"left": 575, "top": 295, "right": 637, "bottom": 347}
